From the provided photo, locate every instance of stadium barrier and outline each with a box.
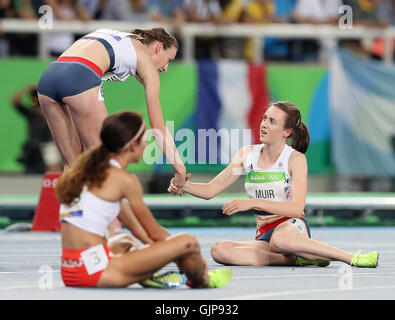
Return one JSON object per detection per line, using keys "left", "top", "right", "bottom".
{"left": 1, "top": 19, "right": 395, "bottom": 64}
{"left": 1, "top": 192, "right": 395, "bottom": 230}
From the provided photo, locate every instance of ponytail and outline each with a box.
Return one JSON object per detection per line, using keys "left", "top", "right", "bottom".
{"left": 56, "top": 145, "right": 111, "bottom": 205}
{"left": 290, "top": 121, "right": 310, "bottom": 154}
{"left": 56, "top": 111, "right": 144, "bottom": 205}
{"left": 130, "top": 28, "right": 178, "bottom": 49}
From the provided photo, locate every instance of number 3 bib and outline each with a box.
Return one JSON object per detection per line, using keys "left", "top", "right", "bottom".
{"left": 81, "top": 244, "right": 110, "bottom": 275}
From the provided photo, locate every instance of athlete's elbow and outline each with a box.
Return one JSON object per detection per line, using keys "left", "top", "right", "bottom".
{"left": 203, "top": 190, "right": 218, "bottom": 200}
{"left": 188, "top": 192, "right": 213, "bottom": 200}
{"left": 204, "top": 184, "right": 221, "bottom": 200}
{"left": 293, "top": 205, "right": 305, "bottom": 218}
{"left": 150, "top": 124, "right": 166, "bottom": 137}
{"left": 202, "top": 194, "right": 214, "bottom": 200}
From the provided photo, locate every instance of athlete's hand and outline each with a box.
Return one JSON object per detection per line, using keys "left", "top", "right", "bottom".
{"left": 168, "top": 173, "right": 191, "bottom": 196}
{"left": 222, "top": 199, "right": 253, "bottom": 216}
{"left": 168, "top": 178, "right": 179, "bottom": 195}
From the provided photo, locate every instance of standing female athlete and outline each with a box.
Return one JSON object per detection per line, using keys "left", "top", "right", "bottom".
{"left": 169, "top": 101, "right": 378, "bottom": 268}
{"left": 56, "top": 111, "right": 232, "bottom": 288}
{"left": 38, "top": 27, "right": 186, "bottom": 191}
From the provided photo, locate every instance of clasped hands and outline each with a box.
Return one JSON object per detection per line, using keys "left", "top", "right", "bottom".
{"left": 168, "top": 172, "right": 191, "bottom": 196}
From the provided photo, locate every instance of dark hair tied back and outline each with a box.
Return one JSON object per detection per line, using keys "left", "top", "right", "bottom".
{"left": 130, "top": 28, "right": 178, "bottom": 49}
{"left": 56, "top": 111, "right": 144, "bottom": 205}
{"left": 270, "top": 101, "right": 310, "bottom": 154}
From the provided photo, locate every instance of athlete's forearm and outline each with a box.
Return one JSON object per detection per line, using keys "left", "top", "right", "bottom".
{"left": 148, "top": 225, "right": 171, "bottom": 242}
{"left": 142, "top": 65, "right": 186, "bottom": 175}
{"left": 182, "top": 163, "right": 241, "bottom": 199}
{"left": 251, "top": 199, "right": 305, "bottom": 218}
{"left": 118, "top": 201, "right": 154, "bottom": 245}
{"left": 183, "top": 181, "right": 215, "bottom": 200}
{"left": 126, "top": 220, "right": 154, "bottom": 245}
{"left": 150, "top": 125, "right": 186, "bottom": 175}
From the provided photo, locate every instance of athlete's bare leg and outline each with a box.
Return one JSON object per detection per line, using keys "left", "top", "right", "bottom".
{"left": 98, "top": 233, "right": 208, "bottom": 288}
{"left": 270, "top": 219, "right": 352, "bottom": 263}
{"left": 38, "top": 94, "right": 82, "bottom": 167}
{"left": 62, "top": 86, "right": 108, "bottom": 152}
{"left": 211, "top": 240, "right": 296, "bottom": 266}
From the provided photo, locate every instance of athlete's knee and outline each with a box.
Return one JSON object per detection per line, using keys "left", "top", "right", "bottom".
{"left": 211, "top": 241, "right": 232, "bottom": 264}
{"left": 184, "top": 234, "right": 200, "bottom": 253}
{"left": 170, "top": 233, "right": 200, "bottom": 254}
{"left": 108, "top": 234, "right": 137, "bottom": 254}
{"left": 270, "top": 232, "right": 295, "bottom": 253}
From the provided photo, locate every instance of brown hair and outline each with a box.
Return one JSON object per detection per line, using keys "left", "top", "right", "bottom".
{"left": 130, "top": 27, "right": 178, "bottom": 49}
{"left": 270, "top": 101, "right": 310, "bottom": 154}
{"left": 56, "top": 111, "right": 144, "bottom": 205}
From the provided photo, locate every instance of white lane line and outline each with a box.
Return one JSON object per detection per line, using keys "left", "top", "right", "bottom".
{"left": 221, "top": 285, "right": 395, "bottom": 300}
{"left": 0, "top": 249, "right": 60, "bottom": 252}
{"left": 0, "top": 270, "right": 60, "bottom": 275}
{"left": 0, "top": 255, "right": 59, "bottom": 257}
{"left": 233, "top": 271, "right": 395, "bottom": 279}
{"left": 0, "top": 282, "right": 64, "bottom": 291}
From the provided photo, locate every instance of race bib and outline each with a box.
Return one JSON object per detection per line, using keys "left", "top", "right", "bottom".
{"left": 288, "top": 218, "right": 305, "bottom": 234}
{"left": 98, "top": 83, "right": 104, "bottom": 101}
{"left": 81, "top": 244, "right": 109, "bottom": 275}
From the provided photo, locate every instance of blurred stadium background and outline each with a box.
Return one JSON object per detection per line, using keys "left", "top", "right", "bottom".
{"left": 0, "top": 0, "right": 395, "bottom": 230}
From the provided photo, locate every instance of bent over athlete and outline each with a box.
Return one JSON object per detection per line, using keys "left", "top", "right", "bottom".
{"left": 38, "top": 27, "right": 187, "bottom": 192}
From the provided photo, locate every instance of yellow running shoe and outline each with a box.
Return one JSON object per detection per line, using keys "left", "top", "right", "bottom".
{"left": 141, "top": 271, "right": 187, "bottom": 288}
{"left": 351, "top": 250, "right": 378, "bottom": 268}
{"left": 295, "top": 257, "right": 330, "bottom": 267}
{"left": 207, "top": 268, "right": 233, "bottom": 288}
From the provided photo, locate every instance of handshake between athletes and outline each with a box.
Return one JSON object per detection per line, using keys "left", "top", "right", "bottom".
{"left": 168, "top": 173, "right": 192, "bottom": 196}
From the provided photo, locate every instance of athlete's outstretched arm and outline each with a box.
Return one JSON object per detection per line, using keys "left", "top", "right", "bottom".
{"left": 135, "top": 43, "right": 186, "bottom": 184}
{"left": 170, "top": 146, "right": 251, "bottom": 200}
{"left": 222, "top": 151, "right": 307, "bottom": 217}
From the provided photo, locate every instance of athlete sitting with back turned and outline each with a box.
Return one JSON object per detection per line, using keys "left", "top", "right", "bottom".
{"left": 57, "top": 111, "right": 232, "bottom": 288}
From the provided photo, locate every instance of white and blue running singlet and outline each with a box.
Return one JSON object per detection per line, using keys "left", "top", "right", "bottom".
{"left": 83, "top": 28, "right": 139, "bottom": 82}
{"left": 244, "top": 144, "right": 294, "bottom": 205}
{"left": 243, "top": 144, "right": 311, "bottom": 241}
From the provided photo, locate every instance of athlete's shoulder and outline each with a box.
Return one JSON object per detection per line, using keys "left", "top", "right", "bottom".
{"left": 239, "top": 144, "right": 255, "bottom": 153}
{"left": 108, "top": 167, "right": 141, "bottom": 188}
{"left": 231, "top": 144, "right": 256, "bottom": 167}
{"left": 131, "top": 38, "right": 147, "bottom": 55}
{"left": 242, "top": 144, "right": 263, "bottom": 156}
{"left": 288, "top": 149, "right": 307, "bottom": 171}
{"left": 289, "top": 148, "right": 306, "bottom": 161}
{"left": 234, "top": 144, "right": 254, "bottom": 160}
{"left": 132, "top": 39, "right": 155, "bottom": 74}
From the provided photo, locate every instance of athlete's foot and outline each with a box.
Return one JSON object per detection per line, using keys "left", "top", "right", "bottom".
{"left": 350, "top": 250, "right": 378, "bottom": 268}
{"left": 140, "top": 271, "right": 187, "bottom": 288}
{"left": 186, "top": 268, "right": 233, "bottom": 288}
{"left": 207, "top": 268, "right": 233, "bottom": 288}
